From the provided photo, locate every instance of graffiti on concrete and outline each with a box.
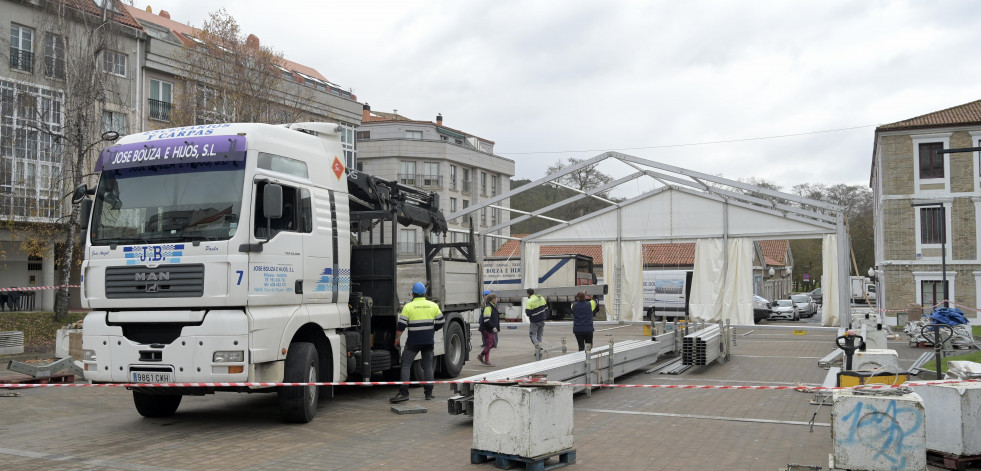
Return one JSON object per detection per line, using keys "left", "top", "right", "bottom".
{"left": 839, "top": 399, "right": 923, "bottom": 470}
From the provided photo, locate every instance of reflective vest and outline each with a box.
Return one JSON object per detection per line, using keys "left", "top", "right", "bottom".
{"left": 525, "top": 294, "right": 548, "bottom": 323}
{"left": 397, "top": 296, "right": 445, "bottom": 345}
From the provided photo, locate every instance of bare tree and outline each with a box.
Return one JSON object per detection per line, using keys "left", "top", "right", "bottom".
{"left": 1, "top": 0, "right": 138, "bottom": 320}
{"left": 168, "top": 8, "right": 318, "bottom": 127}
{"left": 544, "top": 157, "right": 617, "bottom": 218}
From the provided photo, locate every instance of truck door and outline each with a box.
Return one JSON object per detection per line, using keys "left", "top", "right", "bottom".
{"left": 248, "top": 180, "right": 304, "bottom": 305}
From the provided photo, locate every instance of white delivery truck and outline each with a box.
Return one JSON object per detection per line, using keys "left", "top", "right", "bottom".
{"left": 484, "top": 254, "right": 605, "bottom": 320}
{"left": 76, "top": 123, "right": 479, "bottom": 423}
{"left": 850, "top": 276, "right": 876, "bottom": 304}
{"left": 642, "top": 270, "right": 692, "bottom": 320}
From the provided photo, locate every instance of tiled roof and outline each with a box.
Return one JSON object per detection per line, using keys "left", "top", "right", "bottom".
{"left": 63, "top": 0, "right": 142, "bottom": 30}
{"left": 362, "top": 110, "right": 494, "bottom": 145}
{"left": 876, "top": 99, "right": 981, "bottom": 132}
{"left": 124, "top": 5, "right": 332, "bottom": 83}
{"left": 493, "top": 236, "right": 789, "bottom": 267}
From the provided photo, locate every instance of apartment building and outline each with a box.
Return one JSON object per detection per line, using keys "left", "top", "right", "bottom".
{"left": 870, "top": 99, "right": 981, "bottom": 324}
{"left": 356, "top": 105, "right": 515, "bottom": 257}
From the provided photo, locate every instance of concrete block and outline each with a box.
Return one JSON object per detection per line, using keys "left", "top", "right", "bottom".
{"left": 913, "top": 381, "right": 981, "bottom": 456}
{"left": 390, "top": 405, "right": 427, "bottom": 415}
{"left": 473, "top": 383, "right": 573, "bottom": 457}
{"left": 832, "top": 389, "right": 925, "bottom": 471}
{"left": 853, "top": 349, "right": 900, "bottom": 371}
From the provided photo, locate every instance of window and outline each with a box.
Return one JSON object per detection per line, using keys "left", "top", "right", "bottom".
{"left": 449, "top": 165, "right": 457, "bottom": 191}
{"left": 399, "top": 229, "right": 417, "bottom": 255}
{"left": 356, "top": 130, "right": 370, "bottom": 140}
{"left": 919, "top": 207, "right": 944, "bottom": 244}
{"left": 405, "top": 130, "right": 423, "bottom": 140}
{"left": 44, "top": 35, "right": 65, "bottom": 80}
{"left": 480, "top": 171, "right": 487, "bottom": 196}
{"left": 491, "top": 175, "right": 499, "bottom": 196}
{"left": 399, "top": 161, "right": 416, "bottom": 186}
{"left": 491, "top": 208, "right": 498, "bottom": 226}
{"left": 462, "top": 169, "right": 471, "bottom": 194}
{"left": 339, "top": 122, "right": 356, "bottom": 169}
{"left": 462, "top": 200, "right": 469, "bottom": 210}
{"left": 28, "top": 255, "right": 42, "bottom": 271}
{"left": 102, "top": 110, "right": 127, "bottom": 136}
{"left": 423, "top": 162, "right": 439, "bottom": 187}
{"left": 103, "top": 50, "right": 127, "bottom": 77}
{"left": 918, "top": 142, "right": 944, "bottom": 179}
{"left": 480, "top": 208, "right": 487, "bottom": 226}
{"left": 10, "top": 25, "right": 34, "bottom": 72}
{"left": 921, "top": 280, "right": 948, "bottom": 307}
{"left": 253, "top": 182, "right": 308, "bottom": 238}
{"left": 449, "top": 197, "right": 457, "bottom": 213}
{"left": 149, "top": 79, "right": 172, "bottom": 120}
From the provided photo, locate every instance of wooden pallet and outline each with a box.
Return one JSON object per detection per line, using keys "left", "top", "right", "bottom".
{"left": 927, "top": 450, "right": 981, "bottom": 471}
{"left": 471, "top": 448, "right": 576, "bottom": 471}
{"left": 0, "top": 373, "right": 74, "bottom": 385}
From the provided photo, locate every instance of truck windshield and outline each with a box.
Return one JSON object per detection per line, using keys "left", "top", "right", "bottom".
{"left": 91, "top": 161, "right": 245, "bottom": 245}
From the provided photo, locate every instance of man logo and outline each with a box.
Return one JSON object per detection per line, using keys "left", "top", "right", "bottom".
{"left": 134, "top": 272, "right": 170, "bottom": 281}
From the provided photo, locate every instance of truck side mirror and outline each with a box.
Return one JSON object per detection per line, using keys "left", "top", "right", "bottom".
{"left": 72, "top": 184, "right": 89, "bottom": 204}
{"left": 263, "top": 184, "right": 283, "bottom": 220}
{"left": 79, "top": 198, "right": 92, "bottom": 232}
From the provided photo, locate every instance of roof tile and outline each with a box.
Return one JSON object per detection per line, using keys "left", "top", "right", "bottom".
{"left": 876, "top": 99, "right": 981, "bottom": 132}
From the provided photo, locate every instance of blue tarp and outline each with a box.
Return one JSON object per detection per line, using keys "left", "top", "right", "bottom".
{"left": 926, "top": 307, "right": 969, "bottom": 326}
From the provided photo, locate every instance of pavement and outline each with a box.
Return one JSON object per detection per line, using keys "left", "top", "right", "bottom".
{"left": 0, "top": 318, "right": 970, "bottom": 471}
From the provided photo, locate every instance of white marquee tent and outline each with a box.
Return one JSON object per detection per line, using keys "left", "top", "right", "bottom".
{"left": 447, "top": 152, "right": 850, "bottom": 327}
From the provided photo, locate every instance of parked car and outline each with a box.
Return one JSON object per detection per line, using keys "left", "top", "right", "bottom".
{"left": 769, "top": 299, "right": 800, "bottom": 321}
{"left": 790, "top": 294, "right": 817, "bottom": 318}
{"left": 753, "top": 295, "right": 771, "bottom": 324}
{"left": 808, "top": 287, "right": 822, "bottom": 305}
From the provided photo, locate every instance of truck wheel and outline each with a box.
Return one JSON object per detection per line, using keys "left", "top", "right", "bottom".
{"left": 370, "top": 349, "right": 393, "bottom": 372}
{"left": 278, "top": 342, "right": 319, "bottom": 423}
{"left": 438, "top": 322, "right": 466, "bottom": 378}
{"left": 132, "top": 391, "right": 181, "bottom": 418}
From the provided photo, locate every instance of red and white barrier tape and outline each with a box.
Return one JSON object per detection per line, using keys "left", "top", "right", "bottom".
{"left": 3, "top": 378, "right": 978, "bottom": 390}
{"left": 0, "top": 285, "right": 79, "bottom": 292}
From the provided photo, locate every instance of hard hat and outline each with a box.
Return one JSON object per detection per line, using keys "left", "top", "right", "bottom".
{"left": 413, "top": 282, "right": 427, "bottom": 295}
{"left": 483, "top": 290, "right": 491, "bottom": 295}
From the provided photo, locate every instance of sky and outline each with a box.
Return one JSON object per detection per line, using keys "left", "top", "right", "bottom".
{"left": 135, "top": 0, "right": 981, "bottom": 194}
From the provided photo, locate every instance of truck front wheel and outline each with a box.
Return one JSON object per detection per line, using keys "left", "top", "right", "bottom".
{"left": 278, "top": 342, "right": 319, "bottom": 423}
{"left": 438, "top": 322, "right": 466, "bottom": 378}
{"left": 133, "top": 391, "right": 182, "bottom": 418}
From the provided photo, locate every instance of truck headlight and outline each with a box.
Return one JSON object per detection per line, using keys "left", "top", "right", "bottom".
{"left": 213, "top": 350, "right": 245, "bottom": 362}
{"left": 83, "top": 349, "right": 97, "bottom": 361}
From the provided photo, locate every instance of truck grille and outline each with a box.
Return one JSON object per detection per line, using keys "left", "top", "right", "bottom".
{"left": 105, "top": 264, "right": 205, "bottom": 298}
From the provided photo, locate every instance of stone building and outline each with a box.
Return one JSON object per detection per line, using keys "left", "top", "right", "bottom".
{"left": 870, "top": 99, "right": 981, "bottom": 324}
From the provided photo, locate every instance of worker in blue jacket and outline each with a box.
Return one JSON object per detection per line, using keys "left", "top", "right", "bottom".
{"left": 390, "top": 282, "right": 444, "bottom": 403}
{"left": 571, "top": 291, "right": 598, "bottom": 351}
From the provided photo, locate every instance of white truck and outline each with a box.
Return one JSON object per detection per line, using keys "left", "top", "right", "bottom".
{"left": 850, "top": 276, "right": 876, "bottom": 304}
{"left": 75, "top": 122, "right": 478, "bottom": 423}
{"left": 642, "top": 270, "right": 692, "bottom": 319}
{"left": 484, "top": 254, "right": 604, "bottom": 320}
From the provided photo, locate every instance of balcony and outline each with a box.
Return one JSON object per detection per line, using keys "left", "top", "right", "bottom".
{"left": 9, "top": 48, "right": 33, "bottom": 72}
{"left": 148, "top": 99, "right": 172, "bottom": 121}
{"left": 398, "top": 174, "right": 442, "bottom": 189}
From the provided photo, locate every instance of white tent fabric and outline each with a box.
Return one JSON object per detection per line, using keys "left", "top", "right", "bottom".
{"left": 720, "top": 238, "right": 755, "bottom": 325}
{"left": 523, "top": 242, "right": 540, "bottom": 289}
{"left": 620, "top": 241, "right": 644, "bottom": 321}
{"left": 601, "top": 241, "right": 619, "bottom": 320}
{"left": 690, "top": 238, "right": 725, "bottom": 320}
{"left": 821, "top": 234, "right": 840, "bottom": 327}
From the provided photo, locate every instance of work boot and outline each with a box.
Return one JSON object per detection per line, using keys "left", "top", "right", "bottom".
{"left": 425, "top": 392, "right": 436, "bottom": 400}
{"left": 389, "top": 392, "right": 409, "bottom": 403}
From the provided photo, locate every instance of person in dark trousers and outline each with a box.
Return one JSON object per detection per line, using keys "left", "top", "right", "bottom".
{"left": 571, "top": 291, "right": 598, "bottom": 351}
{"left": 477, "top": 293, "right": 500, "bottom": 367}
{"left": 390, "top": 282, "right": 444, "bottom": 403}
{"left": 525, "top": 288, "right": 548, "bottom": 350}
{"left": 481, "top": 289, "right": 499, "bottom": 348}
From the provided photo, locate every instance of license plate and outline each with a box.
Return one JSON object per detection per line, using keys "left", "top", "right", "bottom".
{"left": 131, "top": 372, "right": 173, "bottom": 383}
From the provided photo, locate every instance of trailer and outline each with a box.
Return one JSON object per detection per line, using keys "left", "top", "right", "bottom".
{"left": 483, "top": 254, "right": 603, "bottom": 320}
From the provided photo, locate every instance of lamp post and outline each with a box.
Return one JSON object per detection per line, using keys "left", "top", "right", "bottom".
{"left": 911, "top": 201, "right": 947, "bottom": 308}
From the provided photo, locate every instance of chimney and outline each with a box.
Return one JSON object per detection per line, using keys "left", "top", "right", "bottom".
{"left": 159, "top": 10, "right": 171, "bottom": 19}
{"left": 362, "top": 103, "right": 371, "bottom": 121}
{"left": 246, "top": 34, "right": 259, "bottom": 49}
{"left": 436, "top": 113, "right": 442, "bottom": 126}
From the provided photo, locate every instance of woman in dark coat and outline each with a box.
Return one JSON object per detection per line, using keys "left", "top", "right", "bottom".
{"left": 477, "top": 293, "right": 500, "bottom": 366}
{"left": 571, "top": 291, "right": 598, "bottom": 351}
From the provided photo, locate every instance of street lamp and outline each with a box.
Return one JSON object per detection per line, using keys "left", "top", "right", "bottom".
{"left": 911, "top": 201, "right": 947, "bottom": 308}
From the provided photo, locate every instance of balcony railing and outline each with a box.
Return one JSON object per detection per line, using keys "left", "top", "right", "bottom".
{"left": 9, "top": 48, "right": 33, "bottom": 72}
{"left": 148, "top": 99, "right": 172, "bottom": 121}
{"left": 398, "top": 174, "right": 442, "bottom": 189}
